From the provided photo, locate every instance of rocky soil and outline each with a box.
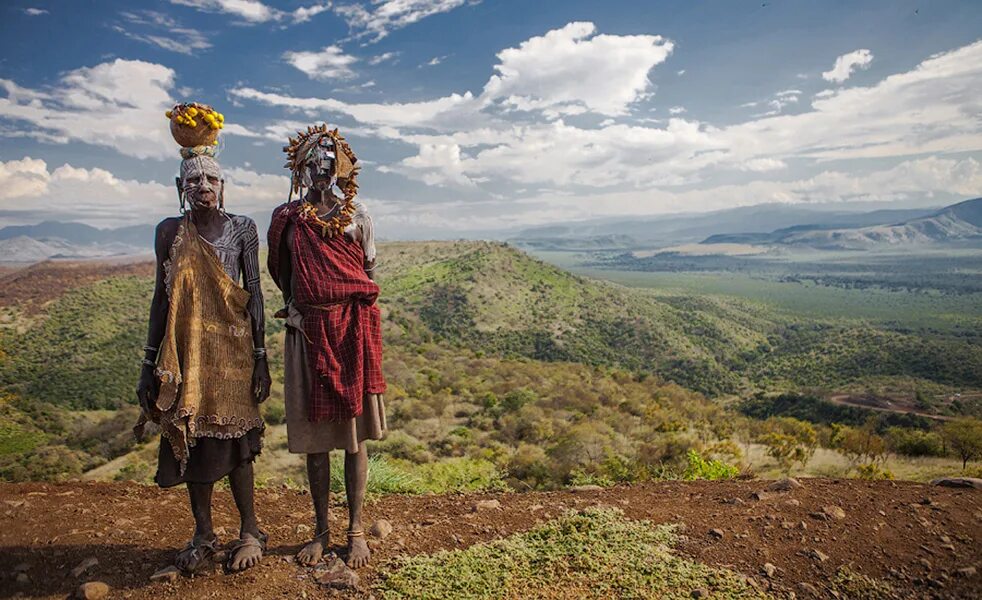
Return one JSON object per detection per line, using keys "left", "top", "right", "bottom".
{"left": 1, "top": 479, "right": 980, "bottom": 599}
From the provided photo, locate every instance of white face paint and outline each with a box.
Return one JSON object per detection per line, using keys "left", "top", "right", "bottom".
{"left": 180, "top": 156, "right": 223, "bottom": 210}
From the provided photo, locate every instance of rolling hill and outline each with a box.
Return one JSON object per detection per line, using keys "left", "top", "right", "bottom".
{"left": 705, "top": 197, "right": 982, "bottom": 249}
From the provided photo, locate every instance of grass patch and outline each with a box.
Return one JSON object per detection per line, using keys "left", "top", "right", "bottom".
{"left": 376, "top": 507, "right": 769, "bottom": 599}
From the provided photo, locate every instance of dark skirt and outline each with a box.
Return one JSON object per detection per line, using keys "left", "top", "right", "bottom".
{"left": 155, "top": 427, "right": 264, "bottom": 488}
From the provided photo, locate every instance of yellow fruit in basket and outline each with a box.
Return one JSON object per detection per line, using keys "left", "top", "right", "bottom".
{"left": 217, "top": 113, "right": 224, "bottom": 122}
{"left": 187, "top": 107, "right": 198, "bottom": 117}
{"left": 213, "top": 140, "right": 219, "bottom": 145}
{"left": 165, "top": 110, "right": 173, "bottom": 119}
{"left": 188, "top": 119, "right": 197, "bottom": 128}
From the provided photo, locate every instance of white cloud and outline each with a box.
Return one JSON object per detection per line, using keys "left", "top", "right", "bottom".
{"left": 0, "top": 59, "right": 177, "bottom": 159}
{"left": 822, "top": 48, "right": 874, "bottom": 83}
{"left": 169, "top": 0, "right": 331, "bottom": 24}
{"left": 481, "top": 22, "right": 673, "bottom": 116}
{"left": 0, "top": 157, "right": 291, "bottom": 227}
{"left": 23, "top": 8, "right": 48, "bottom": 16}
{"left": 232, "top": 30, "right": 982, "bottom": 217}
{"left": 425, "top": 55, "right": 445, "bottom": 67}
{"left": 368, "top": 51, "right": 399, "bottom": 65}
{"left": 676, "top": 69, "right": 685, "bottom": 76}
{"left": 116, "top": 11, "right": 212, "bottom": 55}
{"left": 334, "top": 0, "right": 475, "bottom": 42}
{"left": 0, "top": 157, "right": 50, "bottom": 199}
{"left": 284, "top": 45, "right": 358, "bottom": 80}
{"left": 668, "top": 106, "right": 686, "bottom": 115}
{"left": 229, "top": 86, "right": 480, "bottom": 130}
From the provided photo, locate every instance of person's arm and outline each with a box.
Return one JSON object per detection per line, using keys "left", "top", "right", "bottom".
{"left": 136, "top": 219, "right": 176, "bottom": 413}
{"left": 240, "top": 218, "right": 271, "bottom": 403}
{"left": 357, "top": 204, "right": 377, "bottom": 281}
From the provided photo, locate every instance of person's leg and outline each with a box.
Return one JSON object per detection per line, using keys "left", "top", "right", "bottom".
{"left": 296, "top": 452, "right": 331, "bottom": 566}
{"left": 227, "top": 461, "right": 265, "bottom": 571}
{"left": 344, "top": 442, "right": 371, "bottom": 568}
{"left": 174, "top": 482, "right": 217, "bottom": 572}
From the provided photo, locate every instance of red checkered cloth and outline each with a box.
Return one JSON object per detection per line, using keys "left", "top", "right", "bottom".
{"left": 268, "top": 203, "right": 386, "bottom": 422}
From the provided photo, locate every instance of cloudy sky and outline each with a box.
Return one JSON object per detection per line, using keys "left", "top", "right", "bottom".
{"left": 0, "top": 0, "right": 980, "bottom": 235}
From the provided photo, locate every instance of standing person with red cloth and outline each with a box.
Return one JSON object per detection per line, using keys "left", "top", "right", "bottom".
{"left": 267, "top": 125, "right": 386, "bottom": 569}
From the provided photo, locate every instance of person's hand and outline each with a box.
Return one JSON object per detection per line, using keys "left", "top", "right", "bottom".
{"left": 136, "top": 365, "right": 159, "bottom": 415}
{"left": 253, "top": 357, "right": 271, "bottom": 404}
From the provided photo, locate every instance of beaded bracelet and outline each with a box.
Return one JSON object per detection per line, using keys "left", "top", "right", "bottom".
{"left": 253, "top": 347, "right": 267, "bottom": 360}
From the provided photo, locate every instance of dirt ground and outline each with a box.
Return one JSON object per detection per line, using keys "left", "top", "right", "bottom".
{"left": 0, "top": 479, "right": 979, "bottom": 599}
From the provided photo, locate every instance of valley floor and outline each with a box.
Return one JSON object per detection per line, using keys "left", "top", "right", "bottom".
{"left": 1, "top": 479, "right": 980, "bottom": 599}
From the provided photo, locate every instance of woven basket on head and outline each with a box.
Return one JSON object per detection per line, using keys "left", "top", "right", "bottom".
{"left": 170, "top": 119, "right": 219, "bottom": 148}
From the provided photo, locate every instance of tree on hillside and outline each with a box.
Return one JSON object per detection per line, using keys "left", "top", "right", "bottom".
{"left": 757, "top": 417, "right": 817, "bottom": 475}
{"left": 942, "top": 417, "right": 982, "bottom": 469}
{"left": 831, "top": 419, "right": 888, "bottom": 466}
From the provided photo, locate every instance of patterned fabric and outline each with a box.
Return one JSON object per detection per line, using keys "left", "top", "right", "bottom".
{"left": 268, "top": 201, "right": 386, "bottom": 422}
{"left": 153, "top": 215, "right": 262, "bottom": 474}
{"left": 201, "top": 214, "right": 265, "bottom": 328}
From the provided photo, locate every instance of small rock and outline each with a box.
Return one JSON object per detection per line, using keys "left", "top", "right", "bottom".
{"left": 296, "top": 524, "right": 311, "bottom": 534}
{"left": 691, "top": 588, "right": 709, "bottom": 598}
{"left": 785, "top": 499, "right": 801, "bottom": 507}
{"left": 150, "top": 566, "right": 180, "bottom": 583}
{"left": 315, "top": 556, "right": 360, "bottom": 590}
{"left": 939, "top": 535, "right": 952, "bottom": 544}
{"left": 473, "top": 499, "right": 501, "bottom": 512}
{"left": 810, "top": 549, "right": 829, "bottom": 562}
{"left": 955, "top": 567, "right": 977, "bottom": 577}
{"left": 71, "top": 557, "right": 99, "bottom": 578}
{"left": 799, "top": 582, "right": 820, "bottom": 596}
{"left": 822, "top": 505, "right": 846, "bottom": 520}
{"left": 918, "top": 558, "right": 932, "bottom": 570}
{"left": 767, "top": 478, "right": 802, "bottom": 492}
{"left": 369, "top": 519, "right": 393, "bottom": 539}
{"left": 529, "top": 504, "right": 544, "bottom": 511}
{"left": 76, "top": 581, "right": 110, "bottom": 600}
{"left": 931, "top": 477, "right": 982, "bottom": 489}
{"left": 751, "top": 491, "right": 772, "bottom": 502}
{"left": 213, "top": 526, "right": 228, "bottom": 536}
{"left": 798, "top": 521, "right": 808, "bottom": 530}
{"left": 709, "top": 528, "right": 724, "bottom": 539}
{"left": 763, "top": 563, "right": 777, "bottom": 578}
{"left": 810, "top": 511, "right": 830, "bottom": 521}
{"left": 781, "top": 521, "right": 794, "bottom": 530}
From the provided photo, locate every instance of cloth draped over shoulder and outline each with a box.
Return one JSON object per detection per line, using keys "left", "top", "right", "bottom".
{"left": 268, "top": 202, "right": 386, "bottom": 423}
{"left": 149, "top": 216, "right": 262, "bottom": 474}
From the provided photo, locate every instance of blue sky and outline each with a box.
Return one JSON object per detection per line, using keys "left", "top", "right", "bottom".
{"left": 0, "top": 0, "right": 980, "bottom": 236}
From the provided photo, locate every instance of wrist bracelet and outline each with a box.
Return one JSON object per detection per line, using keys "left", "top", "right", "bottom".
{"left": 253, "top": 347, "right": 267, "bottom": 360}
{"left": 143, "top": 345, "right": 158, "bottom": 354}
{"left": 140, "top": 358, "right": 156, "bottom": 369}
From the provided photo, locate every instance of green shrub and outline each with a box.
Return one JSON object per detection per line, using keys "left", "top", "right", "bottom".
{"left": 682, "top": 450, "right": 739, "bottom": 481}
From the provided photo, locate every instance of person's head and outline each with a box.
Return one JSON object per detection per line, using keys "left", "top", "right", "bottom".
{"left": 178, "top": 154, "right": 223, "bottom": 212}
{"left": 302, "top": 134, "right": 338, "bottom": 193}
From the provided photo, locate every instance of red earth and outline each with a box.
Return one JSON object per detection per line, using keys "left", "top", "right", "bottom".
{"left": 1, "top": 479, "right": 980, "bottom": 599}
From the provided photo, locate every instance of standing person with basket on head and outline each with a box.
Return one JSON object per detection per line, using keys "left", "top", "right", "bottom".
{"left": 135, "top": 103, "right": 271, "bottom": 575}
{"left": 267, "top": 125, "right": 386, "bottom": 569}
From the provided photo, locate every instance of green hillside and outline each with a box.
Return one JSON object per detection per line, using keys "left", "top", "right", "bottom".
{"left": 1, "top": 241, "right": 980, "bottom": 483}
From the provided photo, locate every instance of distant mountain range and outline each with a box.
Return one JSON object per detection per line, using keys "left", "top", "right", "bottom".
{"left": 512, "top": 203, "right": 943, "bottom": 250}
{"left": 2, "top": 199, "right": 977, "bottom": 262}
{"left": 703, "top": 197, "right": 982, "bottom": 249}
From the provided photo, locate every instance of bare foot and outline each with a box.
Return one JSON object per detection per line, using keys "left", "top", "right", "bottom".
{"left": 346, "top": 534, "right": 370, "bottom": 569}
{"left": 297, "top": 533, "right": 327, "bottom": 567}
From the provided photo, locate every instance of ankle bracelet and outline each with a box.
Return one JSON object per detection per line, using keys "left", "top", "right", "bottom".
{"left": 346, "top": 530, "right": 365, "bottom": 537}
